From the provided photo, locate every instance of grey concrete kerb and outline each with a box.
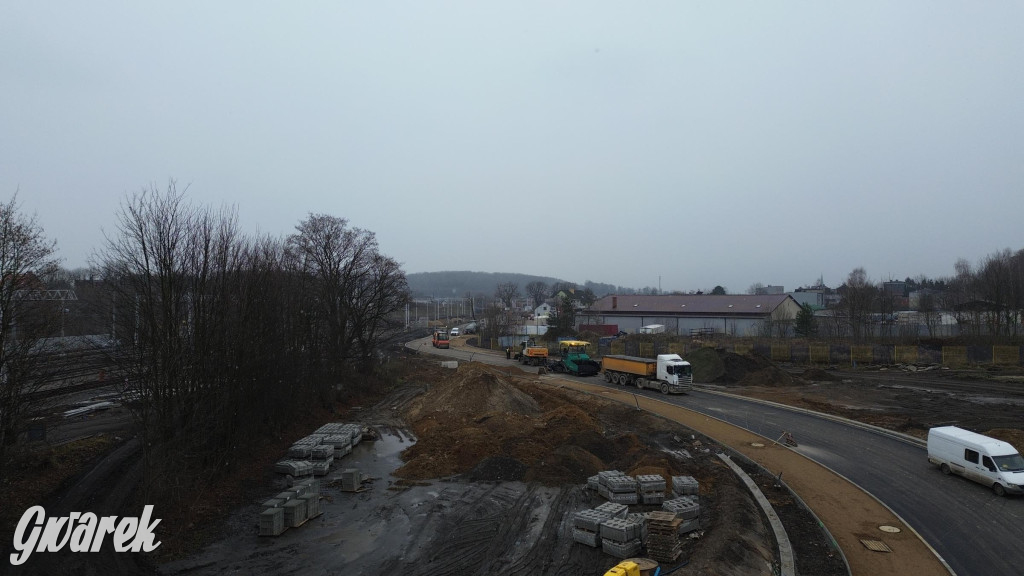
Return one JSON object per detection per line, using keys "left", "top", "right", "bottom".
{"left": 717, "top": 453, "right": 795, "bottom": 576}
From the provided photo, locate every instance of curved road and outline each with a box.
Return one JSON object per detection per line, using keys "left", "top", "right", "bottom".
{"left": 410, "top": 338, "right": 1022, "bottom": 576}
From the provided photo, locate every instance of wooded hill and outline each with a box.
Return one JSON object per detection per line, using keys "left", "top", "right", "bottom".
{"left": 406, "top": 271, "right": 621, "bottom": 299}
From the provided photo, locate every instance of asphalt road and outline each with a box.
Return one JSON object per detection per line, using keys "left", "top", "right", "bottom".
{"left": 410, "top": 338, "right": 1023, "bottom": 576}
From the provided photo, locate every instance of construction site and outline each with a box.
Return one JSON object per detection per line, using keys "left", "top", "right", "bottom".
{"left": 157, "top": 353, "right": 847, "bottom": 576}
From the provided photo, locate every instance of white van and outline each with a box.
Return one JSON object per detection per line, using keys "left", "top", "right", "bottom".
{"left": 927, "top": 426, "right": 1024, "bottom": 496}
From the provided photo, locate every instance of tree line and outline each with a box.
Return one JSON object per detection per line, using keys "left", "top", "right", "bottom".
{"left": 0, "top": 184, "right": 409, "bottom": 499}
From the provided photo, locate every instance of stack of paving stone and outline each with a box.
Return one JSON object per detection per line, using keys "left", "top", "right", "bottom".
{"left": 587, "top": 475, "right": 600, "bottom": 491}
{"left": 572, "top": 502, "right": 629, "bottom": 548}
{"left": 310, "top": 444, "right": 335, "bottom": 476}
{"left": 644, "top": 510, "right": 683, "bottom": 563}
{"left": 663, "top": 495, "right": 701, "bottom": 534}
{"left": 626, "top": 512, "right": 649, "bottom": 543}
{"left": 259, "top": 478, "right": 322, "bottom": 536}
{"left": 272, "top": 459, "right": 312, "bottom": 477}
{"left": 275, "top": 422, "right": 369, "bottom": 478}
{"left": 596, "top": 470, "right": 638, "bottom": 505}
{"left": 672, "top": 475, "right": 699, "bottom": 496}
{"left": 596, "top": 470, "right": 625, "bottom": 499}
{"left": 572, "top": 508, "right": 612, "bottom": 547}
{"left": 599, "top": 516, "right": 644, "bottom": 559}
{"left": 340, "top": 468, "right": 363, "bottom": 492}
{"left": 636, "top": 474, "right": 666, "bottom": 505}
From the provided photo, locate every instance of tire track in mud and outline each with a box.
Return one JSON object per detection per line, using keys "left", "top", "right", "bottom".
{"left": 378, "top": 483, "right": 607, "bottom": 576}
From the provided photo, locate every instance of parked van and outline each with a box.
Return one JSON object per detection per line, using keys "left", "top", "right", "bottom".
{"left": 927, "top": 426, "right": 1024, "bottom": 496}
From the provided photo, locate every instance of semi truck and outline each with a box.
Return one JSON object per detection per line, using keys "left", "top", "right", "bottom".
{"left": 550, "top": 340, "right": 601, "bottom": 376}
{"left": 602, "top": 354, "right": 693, "bottom": 394}
{"left": 514, "top": 339, "right": 549, "bottom": 366}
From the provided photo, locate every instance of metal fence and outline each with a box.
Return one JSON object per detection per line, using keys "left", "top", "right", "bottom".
{"left": 594, "top": 340, "right": 1024, "bottom": 367}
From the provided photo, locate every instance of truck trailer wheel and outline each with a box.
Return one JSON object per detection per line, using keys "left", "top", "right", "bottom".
{"left": 940, "top": 463, "right": 951, "bottom": 475}
{"left": 993, "top": 483, "right": 1007, "bottom": 497}
{"left": 604, "top": 372, "right": 612, "bottom": 383}
{"left": 635, "top": 379, "right": 644, "bottom": 390}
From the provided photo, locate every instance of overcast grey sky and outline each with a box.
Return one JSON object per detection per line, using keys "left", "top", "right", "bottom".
{"left": 3, "top": 2, "right": 1022, "bottom": 293}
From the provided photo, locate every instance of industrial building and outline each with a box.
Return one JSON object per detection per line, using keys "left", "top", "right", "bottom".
{"left": 579, "top": 294, "right": 804, "bottom": 338}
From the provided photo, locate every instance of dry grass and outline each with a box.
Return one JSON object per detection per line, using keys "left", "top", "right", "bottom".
{"left": 0, "top": 435, "right": 118, "bottom": 543}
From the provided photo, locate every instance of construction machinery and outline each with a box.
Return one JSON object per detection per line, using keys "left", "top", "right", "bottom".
{"left": 550, "top": 340, "right": 601, "bottom": 376}
{"left": 432, "top": 329, "right": 450, "bottom": 349}
{"left": 602, "top": 354, "right": 692, "bottom": 394}
{"left": 514, "top": 339, "right": 549, "bottom": 366}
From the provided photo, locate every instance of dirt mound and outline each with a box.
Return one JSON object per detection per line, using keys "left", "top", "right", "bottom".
{"left": 689, "top": 347, "right": 786, "bottom": 386}
{"left": 403, "top": 364, "right": 541, "bottom": 423}
{"left": 799, "top": 368, "right": 841, "bottom": 382}
{"left": 468, "top": 456, "right": 528, "bottom": 482}
{"left": 394, "top": 361, "right": 694, "bottom": 486}
{"left": 689, "top": 347, "right": 725, "bottom": 383}
{"left": 737, "top": 366, "right": 795, "bottom": 387}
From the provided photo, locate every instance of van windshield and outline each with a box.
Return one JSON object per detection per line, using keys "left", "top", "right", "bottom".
{"left": 993, "top": 453, "right": 1024, "bottom": 472}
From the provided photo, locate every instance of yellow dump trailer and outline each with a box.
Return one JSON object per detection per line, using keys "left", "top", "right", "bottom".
{"left": 601, "top": 354, "right": 692, "bottom": 394}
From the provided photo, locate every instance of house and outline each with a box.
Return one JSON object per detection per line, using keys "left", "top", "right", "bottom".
{"left": 579, "top": 293, "right": 804, "bottom": 337}
{"left": 533, "top": 302, "right": 553, "bottom": 317}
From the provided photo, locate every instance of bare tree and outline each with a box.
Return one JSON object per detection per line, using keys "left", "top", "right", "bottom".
{"left": 839, "top": 267, "right": 877, "bottom": 342}
{"left": 525, "top": 281, "right": 548, "bottom": 308}
{"left": 0, "top": 194, "right": 61, "bottom": 475}
{"left": 495, "top": 281, "right": 520, "bottom": 310}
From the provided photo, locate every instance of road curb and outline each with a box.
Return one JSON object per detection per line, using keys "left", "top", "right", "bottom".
{"left": 717, "top": 453, "right": 796, "bottom": 576}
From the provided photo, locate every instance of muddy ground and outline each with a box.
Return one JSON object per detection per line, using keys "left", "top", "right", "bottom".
{"left": 5, "top": 345, "right": 1023, "bottom": 575}
{"left": 158, "top": 359, "right": 804, "bottom": 576}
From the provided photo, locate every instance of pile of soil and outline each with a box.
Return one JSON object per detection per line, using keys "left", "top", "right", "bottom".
{"left": 395, "top": 363, "right": 696, "bottom": 485}
{"left": 689, "top": 347, "right": 795, "bottom": 387}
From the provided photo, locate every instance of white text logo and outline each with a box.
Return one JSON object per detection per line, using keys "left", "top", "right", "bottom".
{"left": 10, "top": 505, "right": 161, "bottom": 565}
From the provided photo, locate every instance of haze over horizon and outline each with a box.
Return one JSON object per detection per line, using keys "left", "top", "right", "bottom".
{"left": 4, "top": 3, "right": 1022, "bottom": 294}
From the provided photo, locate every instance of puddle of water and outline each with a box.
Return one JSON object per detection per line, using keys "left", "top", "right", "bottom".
{"left": 331, "top": 428, "right": 411, "bottom": 483}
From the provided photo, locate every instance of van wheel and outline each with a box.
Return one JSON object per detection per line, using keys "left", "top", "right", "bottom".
{"left": 993, "top": 483, "right": 1007, "bottom": 497}
{"left": 940, "top": 463, "right": 951, "bottom": 475}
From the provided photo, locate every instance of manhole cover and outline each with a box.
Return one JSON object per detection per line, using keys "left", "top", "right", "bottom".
{"left": 750, "top": 442, "right": 765, "bottom": 448}
{"left": 878, "top": 525, "right": 902, "bottom": 533}
{"left": 860, "top": 539, "right": 892, "bottom": 553}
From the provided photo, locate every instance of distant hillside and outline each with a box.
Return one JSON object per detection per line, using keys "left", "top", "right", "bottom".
{"left": 406, "top": 271, "right": 623, "bottom": 299}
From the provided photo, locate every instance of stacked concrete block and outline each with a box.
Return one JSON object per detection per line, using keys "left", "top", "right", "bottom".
{"left": 340, "top": 468, "right": 362, "bottom": 492}
{"left": 259, "top": 507, "right": 285, "bottom": 536}
{"left": 587, "top": 475, "right": 600, "bottom": 491}
{"left": 636, "top": 474, "right": 666, "bottom": 505}
{"left": 300, "top": 492, "right": 320, "bottom": 518}
{"left": 599, "top": 517, "right": 644, "bottom": 559}
{"left": 572, "top": 508, "right": 613, "bottom": 547}
{"left": 626, "top": 512, "right": 649, "bottom": 543}
{"left": 645, "top": 510, "right": 683, "bottom": 563}
{"left": 604, "top": 475, "right": 639, "bottom": 505}
{"left": 311, "top": 444, "right": 334, "bottom": 460}
{"left": 287, "top": 444, "right": 313, "bottom": 459}
{"left": 663, "top": 495, "right": 701, "bottom": 534}
{"left": 672, "top": 475, "right": 699, "bottom": 496}
{"left": 282, "top": 498, "right": 308, "bottom": 528}
{"left": 274, "top": 459, "right": 312, "bottom": 477}
{"left": 594, "top": 502, "right": 628, "bottom": 520}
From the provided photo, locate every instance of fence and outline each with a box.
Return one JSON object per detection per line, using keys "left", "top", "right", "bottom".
{"left": 594, "top": 340, "right": 1024, "bottom": 368}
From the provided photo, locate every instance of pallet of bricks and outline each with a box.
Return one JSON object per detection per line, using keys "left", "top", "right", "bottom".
{"left": 259, "top": 477, "right": 322, "bottom": 536}
{"left": 595, "top": 470, "right": 638, "bottom": 505}
{"left": 643, "top": 475, "right": 702, "bottom": 563}
{"left": 572, "top": 502, "right": 646, "bottom": 559}
{"left": 272, "top": 422, "right": 363, "bottom": 479}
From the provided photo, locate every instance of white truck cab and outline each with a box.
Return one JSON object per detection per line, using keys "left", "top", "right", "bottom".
{"left": 927, "top": 426, "right": 1024, "bottom": 496}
